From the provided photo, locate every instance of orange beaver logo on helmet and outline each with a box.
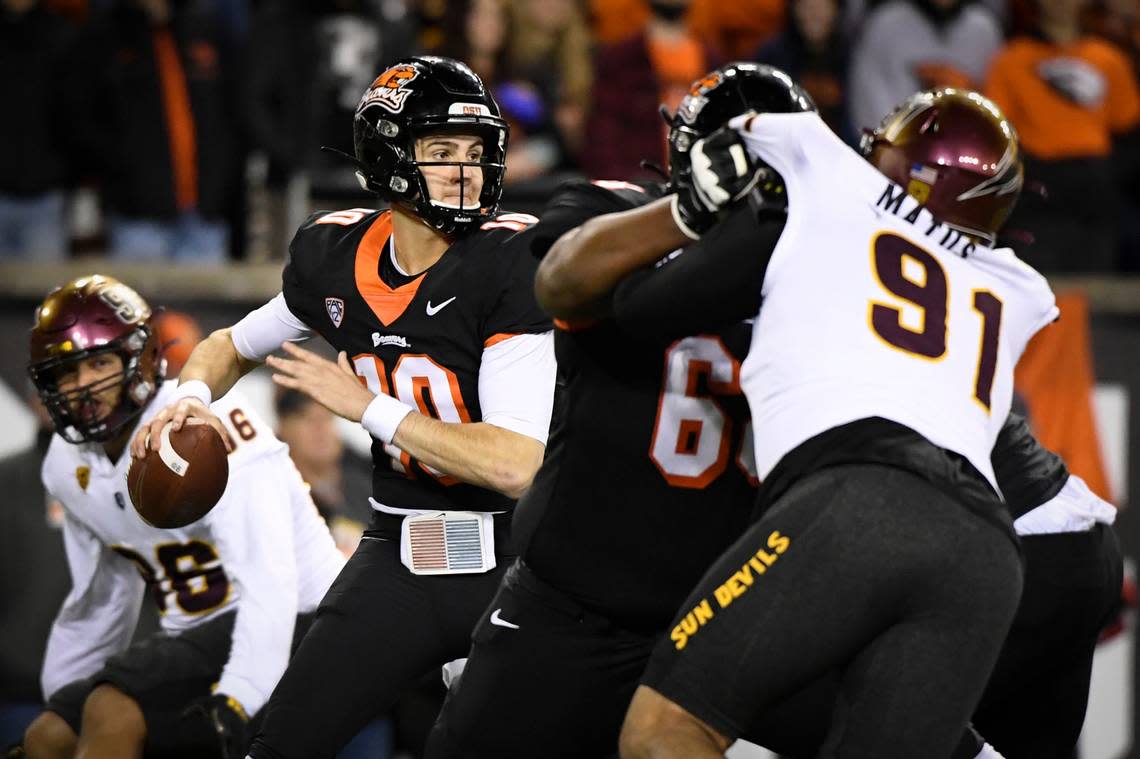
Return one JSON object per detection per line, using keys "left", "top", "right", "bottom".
{"left": 688, "top": 72, "right": 722, "bottom": 97}
{"left": 359, "top": 65, "right": 421, "bottom": 114}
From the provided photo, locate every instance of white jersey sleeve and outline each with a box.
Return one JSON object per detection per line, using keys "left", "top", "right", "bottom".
{"left": 40, "top": 471, "right": 144, "bottom": 699}
{"left": 478, "top": 331, "right": 556, "bottom": 444}
{"left": 203, "top": 447, "right": 300, "bottom": 715}
{"left": 194, "top": 390, "right": 300, "bottom": 713}
{"left": 230, "top": 292, "right": 312, "bottom": 363}
{"left": 728, "top": 110, "right": 815, "bottom": 176}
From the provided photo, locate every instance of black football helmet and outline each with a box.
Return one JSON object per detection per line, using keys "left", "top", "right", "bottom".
{"left": 353, "top": 56, "right": 509, "bottom": 236}
{"left": 665, "top": 63, "right": 816, "bottom": 206}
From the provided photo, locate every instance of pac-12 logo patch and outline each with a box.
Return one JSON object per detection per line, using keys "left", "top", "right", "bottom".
{"left": 359, "top": 65, "right": 420, "bottom": 114}
{"left": 325, "top": 298, "right": 345, "bottom": 328}
{"left": 76, "top": 466, "right": 90, "bottom": 491}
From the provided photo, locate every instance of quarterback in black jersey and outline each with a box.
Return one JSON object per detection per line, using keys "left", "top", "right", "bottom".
{"left": 133, "top": 57, "right": 555, "bottom": 759}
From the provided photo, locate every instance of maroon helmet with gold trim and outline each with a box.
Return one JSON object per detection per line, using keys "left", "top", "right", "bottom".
{"left": 860, "top": 88, "right": 1023, "bottom": 245}
{"left": 28, "top": 275, "right": 164, "bottom": 443}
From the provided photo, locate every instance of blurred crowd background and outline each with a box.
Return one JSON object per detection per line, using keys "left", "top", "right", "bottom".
{"left": 2, "top": 0, "right": 1140, "bottom": 273}
{"left": 2, "top": 0, "right": 1140, "bottom": 758}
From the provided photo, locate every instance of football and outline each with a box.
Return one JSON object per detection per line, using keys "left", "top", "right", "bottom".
{"left": 127, "top": 420, "right": 229, "bottom": 528}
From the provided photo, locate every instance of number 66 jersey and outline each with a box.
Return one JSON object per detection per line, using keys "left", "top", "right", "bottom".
{"left": 731, "top": 110, "right": 1057, "bottom": 499}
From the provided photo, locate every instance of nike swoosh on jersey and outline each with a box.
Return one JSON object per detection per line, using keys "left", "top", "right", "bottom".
{"left": 426, "top": 297, "right": 457, "bottom": 316}
{"left": 489, "top": 608, "right": 520, "bottom": 629}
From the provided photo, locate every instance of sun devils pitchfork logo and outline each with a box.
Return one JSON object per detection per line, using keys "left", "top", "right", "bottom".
{"left": 359, "top": 65, "right": 421, "bottom": 114}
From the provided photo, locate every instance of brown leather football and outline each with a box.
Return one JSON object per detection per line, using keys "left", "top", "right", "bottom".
{"left": 127, "top": 420, "right": 229, "bottom": 528}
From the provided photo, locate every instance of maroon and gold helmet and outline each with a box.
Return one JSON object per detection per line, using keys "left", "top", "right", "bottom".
{"left": 860, "top": 88, "right": 1023, "bottom": 245}
{"left": 28, "top": 275, "right": 165, "bottom": 444}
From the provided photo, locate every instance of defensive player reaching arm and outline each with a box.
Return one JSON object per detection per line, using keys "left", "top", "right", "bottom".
{"left": 135, "top": 57, "right": 557, "bottom": 759}
{"left": 21, "top": 277, "right": 344, "bottom": 759}
{"left": 534, "top": 126, "right": 770, "bottom": 322}
{"left": 617, "top": 89, "right": 1068, "bottom": 759}
{"left": 599, "top": 78, "right": 1121, "bottom": 759}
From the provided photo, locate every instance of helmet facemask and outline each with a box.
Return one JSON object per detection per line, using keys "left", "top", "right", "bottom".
{"left": 351, "top": 57, "right": 512, "bottom": 237}
{"left": 355, "top": 113, "right": 509, "bottom": 236}
{"left": 29, "top": 326, "right": 161, "bottom": 445}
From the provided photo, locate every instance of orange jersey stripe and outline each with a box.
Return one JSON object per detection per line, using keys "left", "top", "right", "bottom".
{"left": 354, "top": 212, "right": 425, "bottom": 325}
{"left": 553, "top": 317, "right": 599, "bottom": 332}
{"left": 153, "top": 29, "right": 198, "bottom": 210}
{"left": 483, "top": 333, "right": 517, "bottom": 348}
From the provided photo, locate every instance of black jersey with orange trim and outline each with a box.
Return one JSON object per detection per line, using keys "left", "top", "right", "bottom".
{"left": 513, "top": 180, "right": 758, "bottom": 634}
{"left": 281, "top": 208, "right": 550, "bottom": 518}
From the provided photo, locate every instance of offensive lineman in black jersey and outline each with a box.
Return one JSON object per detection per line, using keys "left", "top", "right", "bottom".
{"left": 422, "top": 68, "right": 806, "bottom": 759}
{"left": 425, "top": 64, "right": 1120, "bottom": 759}
{"left": 132, "top": 57, "right": 555, "bottom": 759}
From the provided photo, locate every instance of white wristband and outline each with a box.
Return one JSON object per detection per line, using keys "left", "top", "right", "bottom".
{"left": 361, "top": 393, "right": 415, "bottom": 445}
{"left": 173, "top": 379, "right": 212, "bottom": 407}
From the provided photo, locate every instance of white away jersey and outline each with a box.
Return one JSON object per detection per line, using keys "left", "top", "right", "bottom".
{"left": 731, "top": 111, "right": 1058, "bottom": 489}
{"left": 39, "top": 381, "right": 345, "bottom": 712}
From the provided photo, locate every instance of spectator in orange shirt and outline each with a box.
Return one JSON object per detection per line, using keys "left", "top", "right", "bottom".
{"left": 986, "top": 0, "right": 1140, "bottom": 271}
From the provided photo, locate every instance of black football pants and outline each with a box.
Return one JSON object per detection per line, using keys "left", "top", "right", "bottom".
{"left": 642, "top": 463, "right": 1023, "bottom": 759}
{"left": 968, "top": 523, "right": 1123, "bottom": 759}
{"left": 425, "top": 560, "right": 658, "bottom": 759}
{"left": 246, "top": 534, "right": 508, "bottom": 759}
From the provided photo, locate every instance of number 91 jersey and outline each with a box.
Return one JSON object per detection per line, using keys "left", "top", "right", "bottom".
{"left": 734, "top": 111, "right": 1058, "bottom": 491}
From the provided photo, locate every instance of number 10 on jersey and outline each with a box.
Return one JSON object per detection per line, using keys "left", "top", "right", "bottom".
{"left": 352, "top": 353, "right": 469, "bottom": 482}
{"left": 868, "top": 233, "right": 1003, "bottom": 411}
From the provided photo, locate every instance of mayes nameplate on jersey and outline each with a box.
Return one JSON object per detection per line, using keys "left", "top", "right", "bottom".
{"left": 734, "top": 111, "right": 1058, "bottom": 489}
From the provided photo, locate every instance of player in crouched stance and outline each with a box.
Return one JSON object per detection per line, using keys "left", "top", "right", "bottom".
{"left": 21, "top": 276, "right": 345, "bottom": 759}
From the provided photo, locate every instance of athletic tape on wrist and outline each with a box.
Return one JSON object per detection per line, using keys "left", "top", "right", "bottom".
{"left": 361, "top": 393, "right": 415, "bottom": 445}
{"left": 173, "top": 380, "right": 212, "bottom": 407}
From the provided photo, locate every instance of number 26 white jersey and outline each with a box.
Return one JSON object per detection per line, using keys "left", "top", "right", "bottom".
{"left": 731, "top": 111, "right": 1058, "bottom": 491}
